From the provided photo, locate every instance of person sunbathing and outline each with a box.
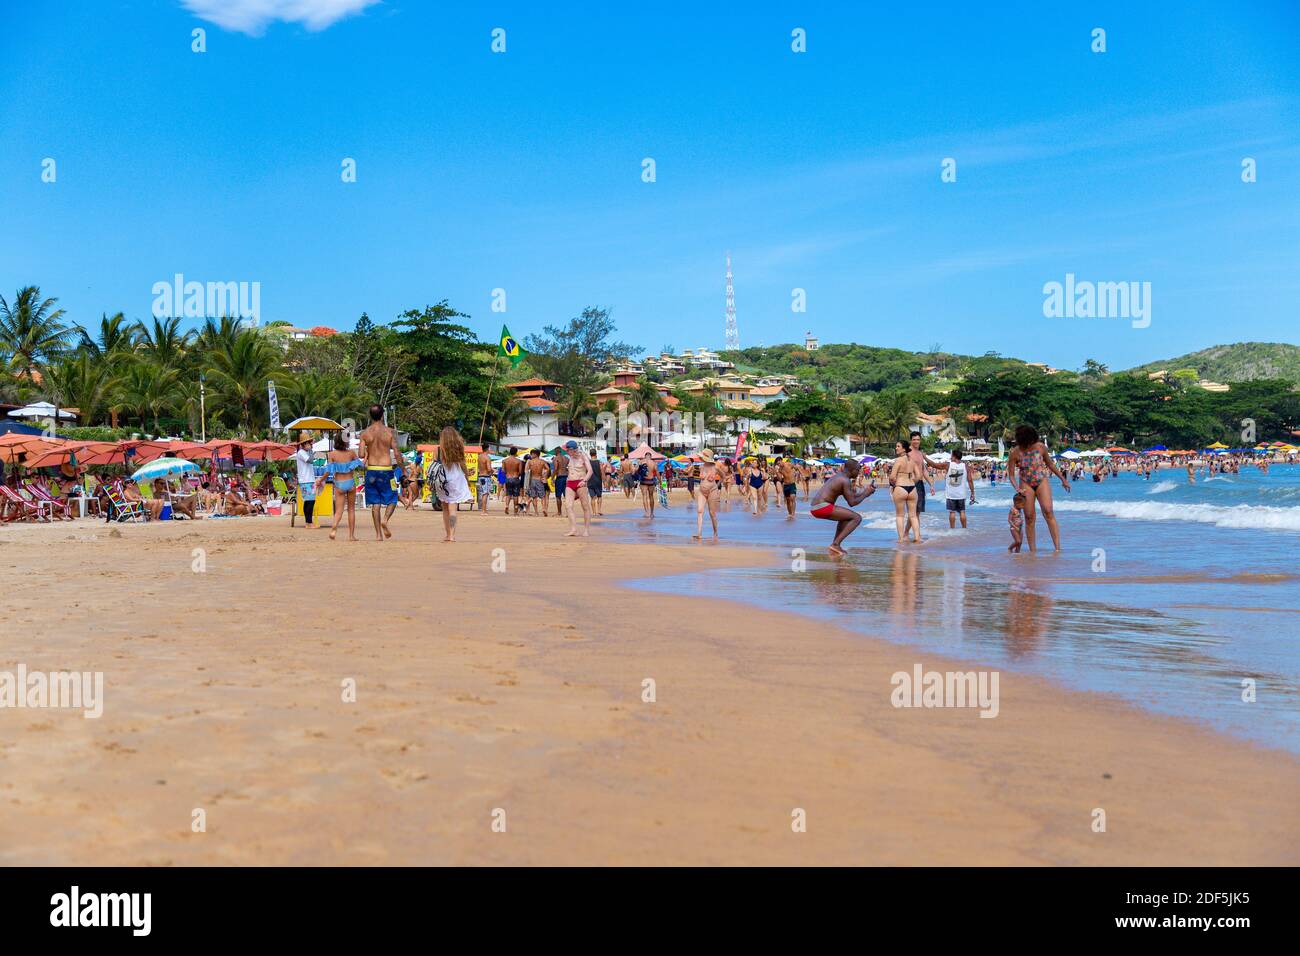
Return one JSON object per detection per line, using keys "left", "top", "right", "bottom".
{"left": 156, "top": 478, "right": 199, "bottom": 519}
{"left": 197, "top": 480, "right": 222, "bottom": 513}
{"left": 122, "top": 480, "right": 165, "bottom": 520}
{"left": 223, "top": 487, "right": 253, "bottom": 516}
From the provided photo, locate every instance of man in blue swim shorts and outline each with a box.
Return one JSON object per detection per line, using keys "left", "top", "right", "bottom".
{"left": 358, "top": 404, "right": 400, "bottom": 540}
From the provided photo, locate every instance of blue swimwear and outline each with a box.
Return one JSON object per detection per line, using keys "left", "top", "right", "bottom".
{"left": 327, "top": 459, "right": 360, "bottom": 493}
{"left": 365, "top": 466, "right": 398, "bottom": 506}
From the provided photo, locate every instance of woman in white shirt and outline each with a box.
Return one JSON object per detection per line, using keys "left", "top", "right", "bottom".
{"left": 436, "top": 427, "right": 473, "bottom": 542}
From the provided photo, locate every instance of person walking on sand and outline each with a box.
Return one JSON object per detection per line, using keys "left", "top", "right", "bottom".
{"left": 552, "top": 445, "right": 568, "bottom": 518}
{"left": 810, "top": 458, "right": 876, "bottom": 555}
{"left": 476, "top": 450, "right": 493, "bottom": 512}
{"left": 586, "top": 451, "right": 606, "bottom": 516}
{"left": 1007, "top": 424, "right": 1071, "bottom": 553}
{"left": 359, "top": 404, "right": 400, "bottom": 541}
{"left": 889, "top": 440, "right": 922, "bottom": 544}
{"left": 502, "top": 447, "right": 524, "bottom": 514}
{"left": 525, "top": 450, "right": 550, "bottom": 516}
{"left": 693, "top": 447, "right": 722, "bottom": 538}
{"left": 435, "top": 426, "right": 473, "bottom": 542}
{"left": 561, "top": 440, "right": 593, "bottom": 537}
{"left": 316, "top": 433, "right": 362, "bottom": 541}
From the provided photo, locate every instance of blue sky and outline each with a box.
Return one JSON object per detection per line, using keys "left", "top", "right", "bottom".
{"left": 2, "top": 0, "right": 1297, "bottom": 371}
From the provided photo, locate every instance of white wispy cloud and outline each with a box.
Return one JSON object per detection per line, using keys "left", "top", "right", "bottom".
{"left": 180, "top": 0, "right": 380, "bottom": 36}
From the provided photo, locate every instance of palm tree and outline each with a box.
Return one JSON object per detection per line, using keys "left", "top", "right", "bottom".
{"left": 112, "top": 360, "right": 182, "bottom": 434}
{"left": 78, "top": 311, "right": 136, "bottom": 360}
{"left": 282, "top": 371, "right": 368, "bottom": 425}
{"left": 627, "top": 378, "right": 666, "bottom": 416}
{"left": 876, "top": 391, "right": 919, "bottom": 444}
{"left": 44, "top": 354, "right": 117, "bottom": 427}
{"left": 844, "top": 395, "right": 879, "bottom": 453}
{"left": 134, "top": 316, "right": 191, "bottom": 370}
{"left": 559, "top": 385, "right": 596, "bottom": 434}
{"left": 192, "top": 315, "right": 243, "bottom": 360}
{"left": 0, "top": 286, "right": 73, "bottom": 378}
{"left": 486, "top": 392, "right": 532, "bottom": 443}
{"left": 205, "top": 329, "right": 280, "bottom": 433}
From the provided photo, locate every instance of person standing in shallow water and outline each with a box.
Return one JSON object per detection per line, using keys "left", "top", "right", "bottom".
{"left": 693, "top": 447, "right": 722, "bottom": 538}
{"left": 809, "top": 458, "right": 876, "bottom": 555}
{"left": 1007, "top": 424, "right": 1070, "bottom": 553}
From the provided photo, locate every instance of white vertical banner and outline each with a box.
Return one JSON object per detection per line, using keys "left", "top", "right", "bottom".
{"left": 268, "top": 380, "right": 281, "bottom": 431}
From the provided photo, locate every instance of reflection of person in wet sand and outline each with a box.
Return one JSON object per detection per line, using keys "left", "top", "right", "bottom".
{"left": 1005, "top": 585, "right": 1052, "bottom": 657}
{"left": 1007, "top": 424, "right": 1071, "bottom": 552}
{"left": 809, "top": 458, "right": 876, "bottom": 555}
{"left": 889, "top": 549, "right": 920, "bottom": 620}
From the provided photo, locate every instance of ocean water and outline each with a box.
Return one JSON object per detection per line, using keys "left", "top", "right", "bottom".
{"left": 614, "top": 463, "right": 1300, "bottom": 752}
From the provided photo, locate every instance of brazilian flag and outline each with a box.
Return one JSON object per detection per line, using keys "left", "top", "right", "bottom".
{"left": 498, "top": 326, "right": 527, "bottom": 367}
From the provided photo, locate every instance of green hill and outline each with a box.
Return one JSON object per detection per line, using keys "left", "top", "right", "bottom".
{"left": 1122, "top": 342, "right": 1300, "bottom": 384}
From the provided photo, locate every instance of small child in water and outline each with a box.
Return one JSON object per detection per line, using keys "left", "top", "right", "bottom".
{"left": 1008, "top": 492, "right": 1026, "bottom": 552}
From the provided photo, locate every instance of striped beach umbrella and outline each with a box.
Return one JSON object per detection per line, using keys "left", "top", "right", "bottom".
{"left": 131, "top": 457, "right": 200, "bottom": 483}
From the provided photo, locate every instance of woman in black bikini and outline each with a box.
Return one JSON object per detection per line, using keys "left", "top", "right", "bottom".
{"left": 889, "top": 440, "right": 921, "bottom": 544}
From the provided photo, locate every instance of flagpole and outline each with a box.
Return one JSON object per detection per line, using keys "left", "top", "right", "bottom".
{"left": 478, "top": 358, "right": 500, "bottom": 449}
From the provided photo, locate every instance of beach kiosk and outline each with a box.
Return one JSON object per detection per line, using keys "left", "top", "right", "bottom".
{"left": 284, "top": 415, "right": 344, "bottom": 526}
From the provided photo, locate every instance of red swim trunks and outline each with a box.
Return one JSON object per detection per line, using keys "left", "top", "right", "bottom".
{"left": 810, "top": 503, "right": 836, "bottom": 519}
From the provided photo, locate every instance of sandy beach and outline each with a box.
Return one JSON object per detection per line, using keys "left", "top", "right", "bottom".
{"left": 1, "top": 493, "right": 1296, "bottom": 866}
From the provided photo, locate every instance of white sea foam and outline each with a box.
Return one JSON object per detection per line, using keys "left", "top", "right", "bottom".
{"left": 1052, "top": 499, "right": 1300, "bottom": 532}
{"left": 1146, "top": 480, "right": 1178, "bottom": 495}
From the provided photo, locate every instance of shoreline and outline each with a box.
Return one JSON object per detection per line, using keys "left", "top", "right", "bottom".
{"left": 1, "top": 495, "right": 1297, "bottom": 864}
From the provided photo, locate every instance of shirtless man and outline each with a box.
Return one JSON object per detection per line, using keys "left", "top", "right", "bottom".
{"left": 525, "top": 450, "right": 550, "bottom": 516}
{"left": 502, "top": 447, "right": 524, "bottom": 514}
{"left": 905, "top": 431, "right": 935, "bottom": 541}
{"left": 620, "top": 457, "right": 637, "bottom": 498}
{"left": 809, "top": 458, "right": 877, "bottom": 555}
{"left": 358, "top": 403, "right": 399, "bottom": 540}
{"left": 777, "top": 457, "right": 798, "bottom": 517}
{"left": 476, "top": 451, "right": 493, "bottom": 512}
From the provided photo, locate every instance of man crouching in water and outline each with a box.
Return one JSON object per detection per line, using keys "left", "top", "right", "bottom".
{"left": 359, "top": 403, "right": 400, "bottom": 541}
{"left": 808, "top": 458, "right": 876, "bottom": 555}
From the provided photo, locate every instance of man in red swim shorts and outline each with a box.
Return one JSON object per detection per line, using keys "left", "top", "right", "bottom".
{"left": 809, "top": 458, "right": 877, "bottom": 555}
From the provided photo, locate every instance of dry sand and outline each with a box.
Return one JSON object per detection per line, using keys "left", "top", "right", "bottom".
{"left": 1, "top": 493, "right": 1296, "bottom": 865}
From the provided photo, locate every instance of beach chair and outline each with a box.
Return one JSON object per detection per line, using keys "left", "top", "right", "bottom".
{"left": 80, "top": 476, "right": 102, "bottom": 517}
{"left": 0, "top": 484, "right": 42, "bottom": 522}
{"left": 25, "top": 480, "right": 70, "bottom": 520}
{"left": 15, "top": 483, "right": 59, "bottom": 521}
{"left": 103, "top": 482, "right": 148, "bottom": 523}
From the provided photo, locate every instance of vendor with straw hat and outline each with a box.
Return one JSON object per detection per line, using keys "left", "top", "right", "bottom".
{"left": 295, "top": 434, "right": 318, "bottom": 528}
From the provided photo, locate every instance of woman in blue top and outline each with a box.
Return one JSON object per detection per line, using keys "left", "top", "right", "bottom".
{"left": 315, "top": 434, "right": 363, "bottom": 541}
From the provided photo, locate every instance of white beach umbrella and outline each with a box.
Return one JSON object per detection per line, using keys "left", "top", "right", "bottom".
{"left": 7, "top": 401, "right": 76, "bottom": 420}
